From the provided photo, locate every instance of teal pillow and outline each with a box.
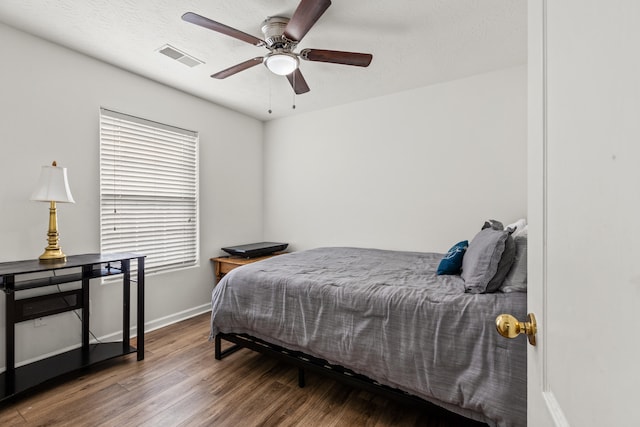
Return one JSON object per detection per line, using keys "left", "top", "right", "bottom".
{"left": 437, "top": 240, "right": 469, "bottom": 275}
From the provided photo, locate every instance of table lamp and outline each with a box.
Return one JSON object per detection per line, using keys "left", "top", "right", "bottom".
{"left": 31, "top": 161, "right": 75, "bottom": 262}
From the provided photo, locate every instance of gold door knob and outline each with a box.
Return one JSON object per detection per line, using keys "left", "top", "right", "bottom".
{"left": 495, "top": 313, "right": 537, "bottom": 346}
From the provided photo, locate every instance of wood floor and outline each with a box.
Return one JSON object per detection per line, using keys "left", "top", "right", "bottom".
{"left": 0, "top": 313, "right": 487, "bottom": 426}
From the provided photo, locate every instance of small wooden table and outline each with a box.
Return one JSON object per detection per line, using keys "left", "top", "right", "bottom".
{"left": 210, "top": 253, "right": 284, "bottom": 282}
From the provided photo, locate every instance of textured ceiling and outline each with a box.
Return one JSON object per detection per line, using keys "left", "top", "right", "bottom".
{"left": 0, "top": 0, "right": 526, "bottom": 121}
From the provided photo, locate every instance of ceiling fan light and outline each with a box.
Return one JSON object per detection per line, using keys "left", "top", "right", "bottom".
{"left": 265, "top": 52, "right": 299, "bottom": 75}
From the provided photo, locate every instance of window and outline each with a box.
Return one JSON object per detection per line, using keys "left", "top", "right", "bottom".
{"left": 99, "top": 108, "right": 199, "bottom": 275}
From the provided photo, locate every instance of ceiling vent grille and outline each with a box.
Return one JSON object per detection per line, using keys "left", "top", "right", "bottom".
{"left": 157, "top": 44, "right": 204, "bottom": 67}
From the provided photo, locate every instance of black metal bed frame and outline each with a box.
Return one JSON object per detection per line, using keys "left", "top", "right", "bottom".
{"left": 214, "top": 332, "right": 448, "bottom": 412}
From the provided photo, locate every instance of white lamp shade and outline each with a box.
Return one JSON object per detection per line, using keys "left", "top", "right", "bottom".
{"left": 31, "top": 164, "right": 75, "bottom": 203}
{"left": 265, "top": 53, "right": 299, "bottom": 76}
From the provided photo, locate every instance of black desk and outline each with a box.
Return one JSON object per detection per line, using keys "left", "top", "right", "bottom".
{"left": 0, "top": 253, "right": 145, "bottom": 401}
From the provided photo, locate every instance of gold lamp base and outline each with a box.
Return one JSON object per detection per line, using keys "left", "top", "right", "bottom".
{"left": 39, "top": 247, "right": 67, "bottom": 263}
{"left": 39, "top": 200, "right": 67, "bottom": 263}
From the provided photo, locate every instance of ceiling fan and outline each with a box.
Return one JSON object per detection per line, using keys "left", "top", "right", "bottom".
{"left": 182, "top": 0, "right": 373, "bottom": 95}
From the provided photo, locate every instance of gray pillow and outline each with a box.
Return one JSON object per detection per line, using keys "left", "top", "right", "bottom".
{"left": 500, "top": 235, "right": 527, "bottom": 292}
{"left": 485, "top": 234, "right": 516, "bottom": 292}
{"left": 482, "top": 219, "right": 504, "bottom": 230}
{"left": 461, "top": 228, "right": 510, "bottom": 293}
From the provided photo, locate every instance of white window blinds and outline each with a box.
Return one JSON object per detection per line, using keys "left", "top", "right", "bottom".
{"left": 99, "top": 108, "right": 199, "bottom": 275}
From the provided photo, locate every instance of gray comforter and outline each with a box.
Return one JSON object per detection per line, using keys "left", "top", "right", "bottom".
{"left": 210, "top": 247, "right": 527, "bottom": 427}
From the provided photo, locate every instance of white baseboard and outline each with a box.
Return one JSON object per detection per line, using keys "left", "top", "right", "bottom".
{"left": 139, "top": 303, "right": 212, "bottom": 335}
{"left": 100, "top": 303, "right": 212, "bottom": 341}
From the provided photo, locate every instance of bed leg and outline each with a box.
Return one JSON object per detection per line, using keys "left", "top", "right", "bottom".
{"left": 215, "top": 333, "right": 242, "bottom": 360}
{"left": 215, "top": 334, "right": 222, "bottom": 360}
{"left": 298, "top": 367, "right": 306, "bottom": 388}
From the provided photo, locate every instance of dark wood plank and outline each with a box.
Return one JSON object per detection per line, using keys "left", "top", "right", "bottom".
{"left": 0, "top": 313, "right": 486, "bottom": 426}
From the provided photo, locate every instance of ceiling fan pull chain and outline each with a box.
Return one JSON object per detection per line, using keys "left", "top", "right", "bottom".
{"left": 292, "top": 72, "right": 296, "bottom": 110}
{"left": 268, "top": 72, "right": 273, "bottom": 114}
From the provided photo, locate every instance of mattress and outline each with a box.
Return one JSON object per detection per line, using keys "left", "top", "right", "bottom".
{"left": 210, "top": 247, "right": 527, "bottom": 427}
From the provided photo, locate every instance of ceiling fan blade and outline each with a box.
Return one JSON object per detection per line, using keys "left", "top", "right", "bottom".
{"left": 182, "top": 12, "right": 265, "bottom": 47}
{"left": 301, "top": 49, "right": 372, "bottom": 67}
{"left": 211, "top": 57, "right": 264, "bottom": 79}
{"left": 284, "top": 0, "right": 332, "bottom": 42}
{"left": 286, "top": 69, "right": 310, "bottom": 94}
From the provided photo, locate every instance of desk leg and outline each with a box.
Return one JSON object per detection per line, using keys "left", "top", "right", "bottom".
{"left": 5, "top": 275, "right": 15, "bottom": 395}
{"left": 137, "top": 257, "right": 145, "bottom": 360}
{"left": 122, "top": 259, "right": 130, "bottom": 355}
{"left": 82, "top": 266, "right": 90, "bottom": 362}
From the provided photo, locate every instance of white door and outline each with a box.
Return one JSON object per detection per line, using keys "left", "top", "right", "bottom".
{"left": 527, "top": 1, "right": 640, "bottom": 426}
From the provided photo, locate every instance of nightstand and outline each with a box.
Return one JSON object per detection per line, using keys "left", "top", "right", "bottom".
{"left": 210, "top": 252, "right": 284, "bottom": 283}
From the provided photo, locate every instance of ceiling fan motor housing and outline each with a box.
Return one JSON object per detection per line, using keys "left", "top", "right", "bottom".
{"left": 262, "top": 16, "right": 297, "bottom": 50}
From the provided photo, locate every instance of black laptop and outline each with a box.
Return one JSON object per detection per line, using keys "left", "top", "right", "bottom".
{"left": 221, "top": 242, "right": 288, "bottom": 258}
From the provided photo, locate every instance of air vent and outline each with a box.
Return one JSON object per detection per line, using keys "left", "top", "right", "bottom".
{"left": 157, "top": 44, "right": 204, "bottom": 67}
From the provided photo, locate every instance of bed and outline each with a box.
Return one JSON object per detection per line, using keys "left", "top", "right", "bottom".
{"left": 210, "top": 246, "right": 527, "bottom": 427}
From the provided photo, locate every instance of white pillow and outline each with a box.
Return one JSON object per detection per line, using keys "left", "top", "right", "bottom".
{"left": 505, "top": 218, "right": 527, "bottom": 238}
{"left": 516, "top": 224, "right": 528, "bottom": 238}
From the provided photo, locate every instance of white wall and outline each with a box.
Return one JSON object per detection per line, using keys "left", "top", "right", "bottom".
{"left": 0, "top": 21, "right": 526, "bottom": 368}
{"left": 0, "top": 23, "right": 263, "bottom": 365}
{"left": 263, "top": 66, "right": 527, "bottom": 253}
